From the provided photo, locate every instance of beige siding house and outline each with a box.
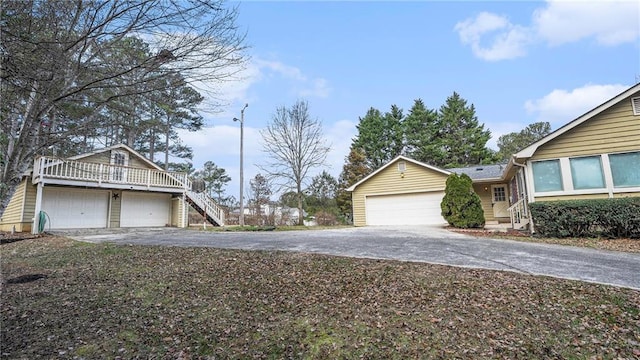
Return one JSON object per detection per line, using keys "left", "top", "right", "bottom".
{"left": 348, "top": 83, "right": 640, "bottom": 229}
{"left": 0, "top": 144, "right": 225, "bottom": 233}
{"left": 347, "top": 156, "right": 450, "bottom": 226}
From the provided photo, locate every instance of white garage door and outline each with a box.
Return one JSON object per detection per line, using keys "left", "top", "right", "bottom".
{"left": 366, "top": 192, "right": 446, "bottom": 225}
{"left": 42, "top": 187, "right": 109, "bottom": 229}
{"left": 121, "top": 192, "right": 170, "bottom": 227}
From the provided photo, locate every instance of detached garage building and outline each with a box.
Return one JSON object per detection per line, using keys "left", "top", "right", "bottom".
{"left": 0, "top": 144, "right": 225, "bottom": 233}
{"left": 347, "top": 156, "right": 451, "bottom": 226}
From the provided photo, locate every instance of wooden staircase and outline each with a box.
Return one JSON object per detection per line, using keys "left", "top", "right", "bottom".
{"left": 184, "top": 189, "right": 225, "bottom": 226}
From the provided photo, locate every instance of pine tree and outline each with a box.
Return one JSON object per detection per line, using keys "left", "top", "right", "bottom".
{"left": 353, "top": 105, "right": 404, "bottom": 169}
{"left": 404, "top": 99, "right": 440, "bottom": 164}
{"left": 436, "top": 92, "right": 495, "bottom": 168}
{"left": 336, "top": 147, "right": 371, "bottom": 221}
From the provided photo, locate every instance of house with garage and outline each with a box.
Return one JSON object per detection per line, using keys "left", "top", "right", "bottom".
{"left": 347, "top": 83, "right": 640, "bottom": 229}
{"left": 0, "top": 144, "right": 224, "bottom": 234}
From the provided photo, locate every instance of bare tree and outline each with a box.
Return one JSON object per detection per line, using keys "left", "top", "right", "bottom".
{"left": 0, "top": 0, "right": 247, "bottom": 214}
{"left": 260, "top": 100, "right": 331, "bottom": 225}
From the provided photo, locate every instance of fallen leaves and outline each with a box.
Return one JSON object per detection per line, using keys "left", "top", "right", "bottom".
{"left": 1, "top": 236, "right": 639, "bottom": 359}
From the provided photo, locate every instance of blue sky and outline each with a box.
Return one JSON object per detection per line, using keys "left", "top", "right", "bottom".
{"left": 179, "top": 0, "right": 640, "bottom": 201}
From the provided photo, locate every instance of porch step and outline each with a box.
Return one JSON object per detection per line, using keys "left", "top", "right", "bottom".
{"left": 512, "top": 218, "right": 530, "bottom": 230}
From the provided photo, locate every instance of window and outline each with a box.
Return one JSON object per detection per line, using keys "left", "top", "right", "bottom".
{"left": 493, "top": 186, "right": 506, "bottom": 202}
{"left": 532, "top": 160, "right": 563, "bottom": 192}
{"left": 609, "top": 152, "right": 640, "bottom": 187}
{"left": 570, "top": 156, "right": 605, "bottom": 189}
{"left": 110, "top": 150, "right": 129, "bottom": 182}
{"left": 397, "top": 161, "right": 406, "bottom": 173}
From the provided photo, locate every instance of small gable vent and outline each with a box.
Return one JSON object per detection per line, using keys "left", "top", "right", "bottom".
{"left": 632, "top": 97, "right": 640, "bottom": 115}
{"left": 397, "top": 161, "right": 406, "bottom": 173}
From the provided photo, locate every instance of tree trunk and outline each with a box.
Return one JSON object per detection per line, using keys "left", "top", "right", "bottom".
{"left": 297, "top": 185, "right": 304, "bottom": 226}
{"left": 165, "top": 114, "right": 170, "bottom": 171}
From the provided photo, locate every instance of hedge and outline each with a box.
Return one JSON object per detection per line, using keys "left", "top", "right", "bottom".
{"left": 529, "top": 197, "right": 640, "bottom": 239}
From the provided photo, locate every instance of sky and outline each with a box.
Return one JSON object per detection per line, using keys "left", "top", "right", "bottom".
{"left": 177, "top": 0, "right": 640, "bottom": 201}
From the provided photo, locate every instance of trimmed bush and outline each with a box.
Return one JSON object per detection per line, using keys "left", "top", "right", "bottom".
{"left": 441, "top": 173, "right": 485, "bottom": 228}
{"left": 529, "top": 197, "right": 640, "bottom": 238}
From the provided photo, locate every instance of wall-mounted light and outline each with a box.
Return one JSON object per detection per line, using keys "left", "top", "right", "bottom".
{"left": 483, "top": 186, "right": 488, "bottom": 192}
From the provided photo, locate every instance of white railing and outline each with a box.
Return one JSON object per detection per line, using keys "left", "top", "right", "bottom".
{"left": 508, "top": 198, "right": 529, "bottom": 230}
{"left": 185, "top": 189, "right": 225, "bottom": 226}
{"left": 33, "top": 156, "right": 187, "bottom": 189}
{"left": 33, "top": 156, "right": 225, "bottom": 226}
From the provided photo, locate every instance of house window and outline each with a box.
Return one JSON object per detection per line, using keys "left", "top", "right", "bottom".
{"left": 609, "top": 151, "right": 640, "bottom": 187}
{"left": 493, "top": 186, "right": 506, "bottom": 202}
{"left": 110, "top": 150, "right": 129, "bottom": 182}
{"left": 532, "top": 160, "right": 563, "bottom": 192}
{"left": 397, "top": 161, "right": 406, "bottom": 173}
{"left": 569, "top": 156, "right": 605, "bottom": 190}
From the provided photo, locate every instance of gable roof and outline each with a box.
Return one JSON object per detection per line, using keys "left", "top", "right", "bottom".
{"left": 448, "top": 164, "right": 506, "bottom": 182}
{"left": 515, "top": 83, "right": 640, "bottom": 159}
{"left": 346, "top": 155, "right": 451, "bottom": 192}
{"left": 69, "top": 143, "right": 164, "bottom": 171}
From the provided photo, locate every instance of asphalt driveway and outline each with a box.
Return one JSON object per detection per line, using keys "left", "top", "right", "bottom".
{"left": 57, "top": 226, "right": 640, "bottom": 290}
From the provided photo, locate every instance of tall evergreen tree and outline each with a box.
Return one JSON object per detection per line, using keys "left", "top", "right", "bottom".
{"left": 404, "top": 99, "right": 440, "bottom": 164}
{"left": 353, "top": 105, "right": 404, "bottom": 169}
{"left": 336, "top": 147, "right": 371, "bottom": 220}
{"left": 193, "top": 161, "right": 232, "bottom": 203}
{"left": 436, "top": 92, "right": 495, "bottom": 168}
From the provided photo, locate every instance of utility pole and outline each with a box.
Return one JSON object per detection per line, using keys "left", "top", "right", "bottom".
{"left": 233, "top": 103, "right": 248, "bottom": 226}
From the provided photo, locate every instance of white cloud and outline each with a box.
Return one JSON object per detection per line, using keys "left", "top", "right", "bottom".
{"left": 456, "top": 1, "right": 640, "bottom": 61}
{"left": 533, "top": 1, "right": 640, "bottom": 46}
{"left": 454, "top": 12, "right": 531, "bottom": 61}
{"left": 524, "top": 83, "right": 629, "bottom": 126}
{"left": 255, "top": 58, "right": 331, "bottom": 99}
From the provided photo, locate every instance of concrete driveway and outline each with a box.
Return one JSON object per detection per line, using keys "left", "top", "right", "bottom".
{"left": 57, "top": 226, "right": 640, "bottom": 290}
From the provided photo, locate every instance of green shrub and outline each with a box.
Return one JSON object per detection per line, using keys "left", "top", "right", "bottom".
{"left": 441, "top": 173, "right": 485, "bottom": 228}
{"left": 529, "top": 197, "right": 640, "bottom": 238}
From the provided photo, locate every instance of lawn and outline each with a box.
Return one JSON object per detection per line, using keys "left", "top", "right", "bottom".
{"left": 1, "top": 235, "right": 639, "bottom": 359}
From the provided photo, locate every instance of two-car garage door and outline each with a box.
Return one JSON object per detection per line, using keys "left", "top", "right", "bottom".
{"left": 365, "top": 191, "right": 446, "bottom": 226}
{"left": 41, "top": 187, "right": 170, "bottom": 229}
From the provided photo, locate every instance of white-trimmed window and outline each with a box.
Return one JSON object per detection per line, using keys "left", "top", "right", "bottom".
{"left": 397, "top": 161, "right": 406, "bottom": 173}
{"left": 569, "top": 156, "right": 605, "bottom": 190}
{"left": 532, "top": 159, "right": 563, "bottom": 192}
{"left": 609, "top": 151, "right": 640, "bottom": 187}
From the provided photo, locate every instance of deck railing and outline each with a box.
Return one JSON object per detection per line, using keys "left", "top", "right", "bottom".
{"left": 32, "top": 156, "right": 225, "bottom": 226}
{"left": 33, "top": 156, "right": 187, "bottom": 189}
{"left": 507, "top": 198, "right": 529, "bottom": 230}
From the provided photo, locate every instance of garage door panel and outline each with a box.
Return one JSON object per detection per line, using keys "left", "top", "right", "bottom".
{"left": 366, "top": 192, "right": 446, "bottom": 225}
{"left": 121, "top": 192, "right": 170, "bottom": 227}
{"left": 42, "top": 188, "right": 109, "bottom": 229}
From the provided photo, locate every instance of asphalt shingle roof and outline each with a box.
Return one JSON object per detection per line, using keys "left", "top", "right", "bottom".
{"left": 447, "top": 164, "right": 505, "bottom": 180}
